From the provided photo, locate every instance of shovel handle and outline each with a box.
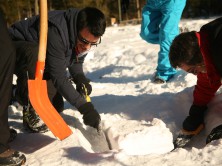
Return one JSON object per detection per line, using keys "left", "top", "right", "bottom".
{"left": 83, "top": 85, "right": 91, "bottom": 102}
{"left": 83, "top": 88, "right": 102, "bottom": 135}
{"left": 38, "top": 0, "right": 48, "bottom": 62}
{"left": 35, "top": 0, "right": 48, "bottom": 80}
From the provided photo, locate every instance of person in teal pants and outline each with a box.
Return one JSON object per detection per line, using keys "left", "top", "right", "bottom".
{"left": 140, "top": 0, "right": 186, "bottom": 83}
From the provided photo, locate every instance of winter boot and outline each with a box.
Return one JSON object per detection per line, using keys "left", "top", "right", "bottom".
{"left": 153, "top": 76, "right": 166, "bottom": 84}
{"left": 23, "top": 105, "right": 48, "bottom": 133}
{"left": 153, "top": 75, "right": 166, "bottom": 84}
{"left": 8, "top": 128, "right": 17, "bottom": 143}
{"left": 10, "top": 84, "right": 17, "bottom": 105}
{"left": 206, "top": 124, "right": 222, "bottom": 144}
{"left": 0, "top": 149, "right": 26, "bottom": 166}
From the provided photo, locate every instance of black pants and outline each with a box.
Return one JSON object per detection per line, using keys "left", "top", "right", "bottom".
{"left": 0, "top": 12, "right": 16, "bottom": 153}
{"left": 13, "top": 41, "right": 64, "bottom": 113}
{"left": 0, "top": 14, "right": 64, "bottom": 153}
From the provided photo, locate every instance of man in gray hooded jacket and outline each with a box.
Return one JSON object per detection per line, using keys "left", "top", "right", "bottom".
{"left": 8, "top": 7, "right": 106, "bottom": 133}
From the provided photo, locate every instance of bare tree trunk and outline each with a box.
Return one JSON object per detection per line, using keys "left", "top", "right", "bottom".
{"left": 136, "top": 0, "right": 141, "bottom": 19}
{"left": 48, "top": 0, "right": 53, "bottom": 11}
{"left": 63, "top": 0, "right": 67, "bottom": 8}
{"left": 118, "top": 0, "right": 122, "bottom": 22}
{"left": 16, "top": 1, "right": 21, "bottom": 20}
{"left": 27, "top": 0, "right": 32, "bottom": 17}
{"left": 35, "top": 0, "right": 39, "bottom": 15}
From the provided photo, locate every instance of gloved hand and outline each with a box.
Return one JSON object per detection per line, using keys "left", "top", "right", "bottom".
{"left": 173, "top": 105, "right": 207, "bottom": 150}
{"left": 183, "top": 104, "right": 207, "bottom": 131}
{"left": 78, "top": 102, "right": 101, "bottom": 129}
{"left": 72, "top": 74, "right": 92, "bottom": 96}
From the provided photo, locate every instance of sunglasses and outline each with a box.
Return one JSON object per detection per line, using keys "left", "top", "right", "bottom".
{"left": 77, "top": 33, "right": 101, "bottom": 46}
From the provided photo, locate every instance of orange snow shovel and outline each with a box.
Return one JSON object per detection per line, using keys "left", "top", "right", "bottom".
{"left": 28, "top": 0, "right": 72, "bottom": 140}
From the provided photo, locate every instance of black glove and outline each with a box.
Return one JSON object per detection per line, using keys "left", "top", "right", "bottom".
{"left": 73, "top": 74, "right": 92, "bottom": 96}
{"left": 183, "top": 105, "right": 207, "bottom": 131}
{"left": 78, "top": 102, "right": 101, "bottom": 129}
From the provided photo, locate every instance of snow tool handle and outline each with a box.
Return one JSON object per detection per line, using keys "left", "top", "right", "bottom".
{"left": 181, "top": 124, "right": 204, "bottom": 135}
{"left": 34, "top": 0, "right": 47, "bottom": 80}
{"left": 35, "top": 61, "right": 45, "bottom": 80}
{"left": 83, "top": 85, "right": 91, "bottom": 102}
{"left": 38, "top": 0, "right": 48, "bottom": 63}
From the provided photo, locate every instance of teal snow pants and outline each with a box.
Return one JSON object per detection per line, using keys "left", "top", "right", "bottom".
{"left": 140, "top": 0, "right": 186, "bottom": 81}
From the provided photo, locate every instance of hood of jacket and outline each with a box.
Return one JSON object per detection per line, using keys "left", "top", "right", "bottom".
{"left": 64, "top": 8, "right": 80, "bottom": 48}
{"left": 200, "top": 17, "right": 222, "bottom": 76}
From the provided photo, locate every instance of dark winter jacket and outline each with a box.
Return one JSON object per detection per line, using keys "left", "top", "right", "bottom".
{"left": 9, "top": 8, "right": 88, "bottom": 108}
{"left": 193, "top": 17, "right": 222, "bottom": 107}
{"left": 182, "top": 17, "right": 222, "bottom": 131}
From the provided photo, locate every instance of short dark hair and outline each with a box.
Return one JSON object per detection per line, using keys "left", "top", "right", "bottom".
{"left": 169, "top": 31, "right": 203, "bottom": 68}
{"left": 77, "top": 7, "right": 106, "bottom": 37}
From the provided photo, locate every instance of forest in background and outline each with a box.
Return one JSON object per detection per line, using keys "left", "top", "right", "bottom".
{"left": 0, "top": 0, "right": 222, "bottom": 26}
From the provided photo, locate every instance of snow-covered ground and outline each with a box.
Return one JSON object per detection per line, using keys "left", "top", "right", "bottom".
{"left": 9, "top": 16, "right": 222, "bottom": 166}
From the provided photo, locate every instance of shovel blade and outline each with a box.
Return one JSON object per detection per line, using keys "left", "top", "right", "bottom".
{"left": 28, "top": 79, "right": 72, "bottom": 140}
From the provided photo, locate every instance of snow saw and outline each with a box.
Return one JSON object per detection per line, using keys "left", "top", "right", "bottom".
{"left": 172, "top": 124, "right": 204, "bottom": 151}
{"left": 83, "top": 85, "right": 103, "bottom": 134}
{"left": 81, "top": 85, "right": 111, "bottom": 151}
